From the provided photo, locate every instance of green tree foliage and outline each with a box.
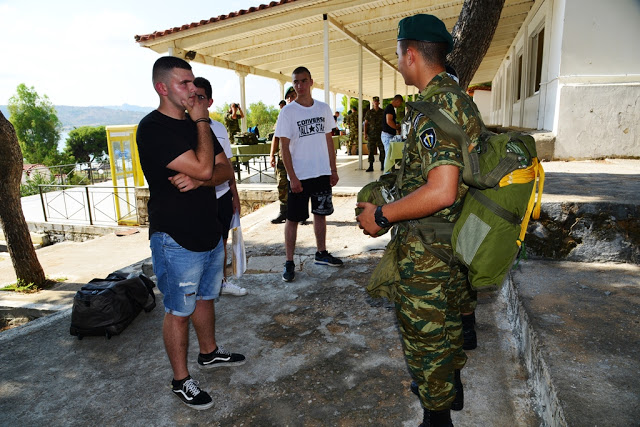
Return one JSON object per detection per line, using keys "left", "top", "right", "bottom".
{"left": 7, "top": 84, "right": 62, "bottom": 165}
{"left": 214, "top": 102, "right": 279, "bottom": 139}
{"left": 246, "top": 101, "right": 279, "bottom": 137}
{"left": 64, "top": 125, "right": 107, "bottom": 163}
{"left": 340, "top": 96, "right": 370, "bottom": 113}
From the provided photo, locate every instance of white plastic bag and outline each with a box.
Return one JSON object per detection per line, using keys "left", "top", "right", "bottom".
{"left": 230, "top": 212, "right": 247, "bottom": 278}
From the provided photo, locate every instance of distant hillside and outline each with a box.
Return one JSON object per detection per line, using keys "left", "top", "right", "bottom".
{"left": 0, "top": 104, "right": 153, "bottom": 132}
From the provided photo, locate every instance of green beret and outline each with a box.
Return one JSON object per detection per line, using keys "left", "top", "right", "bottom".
{"left": 397, "top": 14, "right": 454, "bottom": 54}
{"left": 285, "top": 86, "right": 295, "bottom": 97}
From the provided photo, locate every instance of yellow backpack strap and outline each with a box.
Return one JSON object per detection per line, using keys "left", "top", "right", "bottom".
{"left": 516, "top": 158, "right": 545, "bottom": 247}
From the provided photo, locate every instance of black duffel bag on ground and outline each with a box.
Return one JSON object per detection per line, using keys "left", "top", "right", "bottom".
{"left": 70, "top": 273, "right": 156, "bottom": 339}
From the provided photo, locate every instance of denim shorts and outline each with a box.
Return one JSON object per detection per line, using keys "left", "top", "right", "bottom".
{"left": 150, "top": 232, "right": 224, "bottom": 317}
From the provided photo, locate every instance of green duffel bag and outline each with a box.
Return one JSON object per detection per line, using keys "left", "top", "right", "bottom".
{"left": 234, "top": 132, "right": 259, "bottom": 145}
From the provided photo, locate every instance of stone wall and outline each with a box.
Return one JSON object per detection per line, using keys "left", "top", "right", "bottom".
{"left": 134, "top": 186, "right": 278, "bottom": 226}
{"left": 525, "top": 202, "right": 640, "bottom": 264}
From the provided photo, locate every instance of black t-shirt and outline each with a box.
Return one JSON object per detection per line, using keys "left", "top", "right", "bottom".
{"left": 382, "top": 104, "right": 397, "bottom": 134}
{"left": 137, "top": 110, "right": 223, "bottom": 252}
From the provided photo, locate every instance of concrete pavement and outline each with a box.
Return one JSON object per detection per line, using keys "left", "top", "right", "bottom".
{"left": 0, "top": 158, "right": 639, "bottom": 426}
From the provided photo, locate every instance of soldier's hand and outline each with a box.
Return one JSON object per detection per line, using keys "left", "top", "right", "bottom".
{"left": 269, "top": 155, "right": 276, "bottom": 168}
{"left": 355, "top": 202, "right": 382, "bottom": 237}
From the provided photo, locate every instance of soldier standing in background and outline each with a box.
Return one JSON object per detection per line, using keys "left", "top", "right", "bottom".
{"left": 345, "top": 105, "right": 359, "bottom": 155}
{"left": 269, "top": 86, "right": 297, "bottom": 224}
{"left": 364, "top": 96, "right": 385, "bottom": 172}
{"left": 224, "top": 102, "right": 244, "bottom": 142}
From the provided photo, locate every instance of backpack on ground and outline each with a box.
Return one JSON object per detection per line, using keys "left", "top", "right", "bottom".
{"left": 70, "top": 273, "right": 156, "bottom": 339}
{"left": 407, "top": 87, "right": 544, "bottom": 289}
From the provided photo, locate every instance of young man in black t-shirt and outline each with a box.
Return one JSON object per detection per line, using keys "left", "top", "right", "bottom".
{"left": 381, "top": 94, "right": 404, "bottom": 166}
{"left": 137, "top": 56, "right": 245, "bottom": 411}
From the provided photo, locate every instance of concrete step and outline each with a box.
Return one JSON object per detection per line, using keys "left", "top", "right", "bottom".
{"left": 508, "top": 260, "right": 640, "bottom": 426}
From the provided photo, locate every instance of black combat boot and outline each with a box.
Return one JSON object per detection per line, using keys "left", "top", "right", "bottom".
{"left": 462, "top": 312, "right": 477, "bottom": 350}
{"left": 419, "top": 408, "right": 453, "bottom": 427}
{"left": 450, "top": 370, "right": 463, "bottom": 411}
{"left": 366, "top": 162, "right": 374, "bottom": 172}
{"left": 271, "top": 205, "right": 287, "bottom": 224}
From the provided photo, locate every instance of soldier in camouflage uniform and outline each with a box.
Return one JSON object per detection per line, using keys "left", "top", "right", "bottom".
{"left": 269, "top": 87, "right": 297, "bottom": 223}
{"left": 356, "top": 14, "right": 480, "bottom": 427}
{"left": 345, "top": 106, "right": 359, "bottom": 155}
{"left": 364, "top": 96, "right": 385, "bottom": 171}
{"left": 224, "top": 103, "right": 244, "bottom": 142}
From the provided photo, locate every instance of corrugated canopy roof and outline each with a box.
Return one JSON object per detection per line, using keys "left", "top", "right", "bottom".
{"left": 135, "top": 0, "right": 534, "bottom": 99}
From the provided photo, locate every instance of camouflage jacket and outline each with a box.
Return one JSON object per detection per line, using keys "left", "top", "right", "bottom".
{"left": 364, "top": 107, "right": 384, "bottom": 138}
{"left": 345, "top": 112, "right": 359, "bottom": 131}
{"left": 224, "top": 112, "right": 241, "bottom": 137}
{"left": 398, "top": 72, "right": 483, "bottom": 223}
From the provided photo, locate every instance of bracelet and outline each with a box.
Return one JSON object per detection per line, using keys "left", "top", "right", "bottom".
{"left": 195, "top": 118, "right": 209, "bottom": 124}
{"left": 331, "top": 169, "right": 337, "bottom": 173}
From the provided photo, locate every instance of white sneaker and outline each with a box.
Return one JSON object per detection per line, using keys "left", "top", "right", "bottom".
{"left": 221, "top": 279, "right": 247, "bottom": 296}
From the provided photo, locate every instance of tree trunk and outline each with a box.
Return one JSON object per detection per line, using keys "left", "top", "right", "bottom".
{"left": 448, "top": 0, "right": 506, "bottom": 90}
{"left": 0, "top": 111, "right": 47, "bottom": 287}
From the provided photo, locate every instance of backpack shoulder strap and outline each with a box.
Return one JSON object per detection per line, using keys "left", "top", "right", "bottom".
{"left": 405, "top": 100, "right": 479, "bottom": 186}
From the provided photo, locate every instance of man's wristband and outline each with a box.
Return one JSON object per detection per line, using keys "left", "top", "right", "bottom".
{"left": 374, "top": 205, "right": 392, "bottom": 228}
{"left": 195, "top": 118, "right": 209, "bottom": 124}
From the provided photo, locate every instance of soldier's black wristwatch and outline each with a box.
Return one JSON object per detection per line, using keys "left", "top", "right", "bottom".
{"left": 374, "top": 206, "right": 391, "bottom": 228}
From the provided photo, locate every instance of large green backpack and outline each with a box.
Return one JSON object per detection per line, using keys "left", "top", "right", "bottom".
{"left": 407, "top": 87, "right": 545, "bottom": 289}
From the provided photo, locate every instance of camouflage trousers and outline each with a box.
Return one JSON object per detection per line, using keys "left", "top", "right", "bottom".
{"left": 347, "top": 133, "right": 358, "bottom": 154}
{"left": 393, "top": 236, "right": 469, "bottom": 411}
{"left": 367, "top": 135, "right": 385, "bottom": 164}
{"left": 276, "top": 156, "right": 288, "bottom": 206}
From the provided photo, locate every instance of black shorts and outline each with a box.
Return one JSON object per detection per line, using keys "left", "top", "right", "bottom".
{"left": 217, "top": 190, "right": 233, "bottom": 240}
{"left": 287, "top": 175, "right": 334, "bottom": 222}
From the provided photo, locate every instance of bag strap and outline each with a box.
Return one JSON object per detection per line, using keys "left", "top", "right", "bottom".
{"left": 405, "top": 100, "right": 479, "bottom": 187}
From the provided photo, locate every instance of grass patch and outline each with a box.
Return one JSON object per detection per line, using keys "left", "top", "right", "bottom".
{"left": 1, "top": 278, "right": 58, "bottom": 293}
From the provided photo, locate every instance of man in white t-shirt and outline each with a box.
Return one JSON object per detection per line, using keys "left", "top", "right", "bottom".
{"left": 274, "top": 66, "right": 343, "bottom": 282}
{"left": 193, "top": 77, "right": 247, "bottom": 296}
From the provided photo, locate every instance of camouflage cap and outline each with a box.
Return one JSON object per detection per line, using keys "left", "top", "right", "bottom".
{"left": 397, "top": 14, "right": 454, "bottom": 54}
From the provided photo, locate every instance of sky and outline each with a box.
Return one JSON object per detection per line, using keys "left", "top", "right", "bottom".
{"left": 0, "top": 0, "right": 317, "bottom": 110}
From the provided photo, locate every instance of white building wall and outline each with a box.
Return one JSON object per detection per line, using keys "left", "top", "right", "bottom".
{"left": 472, "top": 90, "right": 492, "bottom": 123}
{"left": 490, "top": 0, "right": 640, "bottom": 159}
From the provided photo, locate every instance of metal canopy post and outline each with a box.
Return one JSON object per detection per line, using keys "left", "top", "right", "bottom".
{"left": 379, "top": 60, "right": 383, "bottom": 101}
{"left": 236, "top": 71, "right": 248, "bottom": 132}
{"left": 358, "top": 44, "right": 363, "bottom": 170}
{"left": 323, "top": 14, "right": 330, "bottom": 105}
